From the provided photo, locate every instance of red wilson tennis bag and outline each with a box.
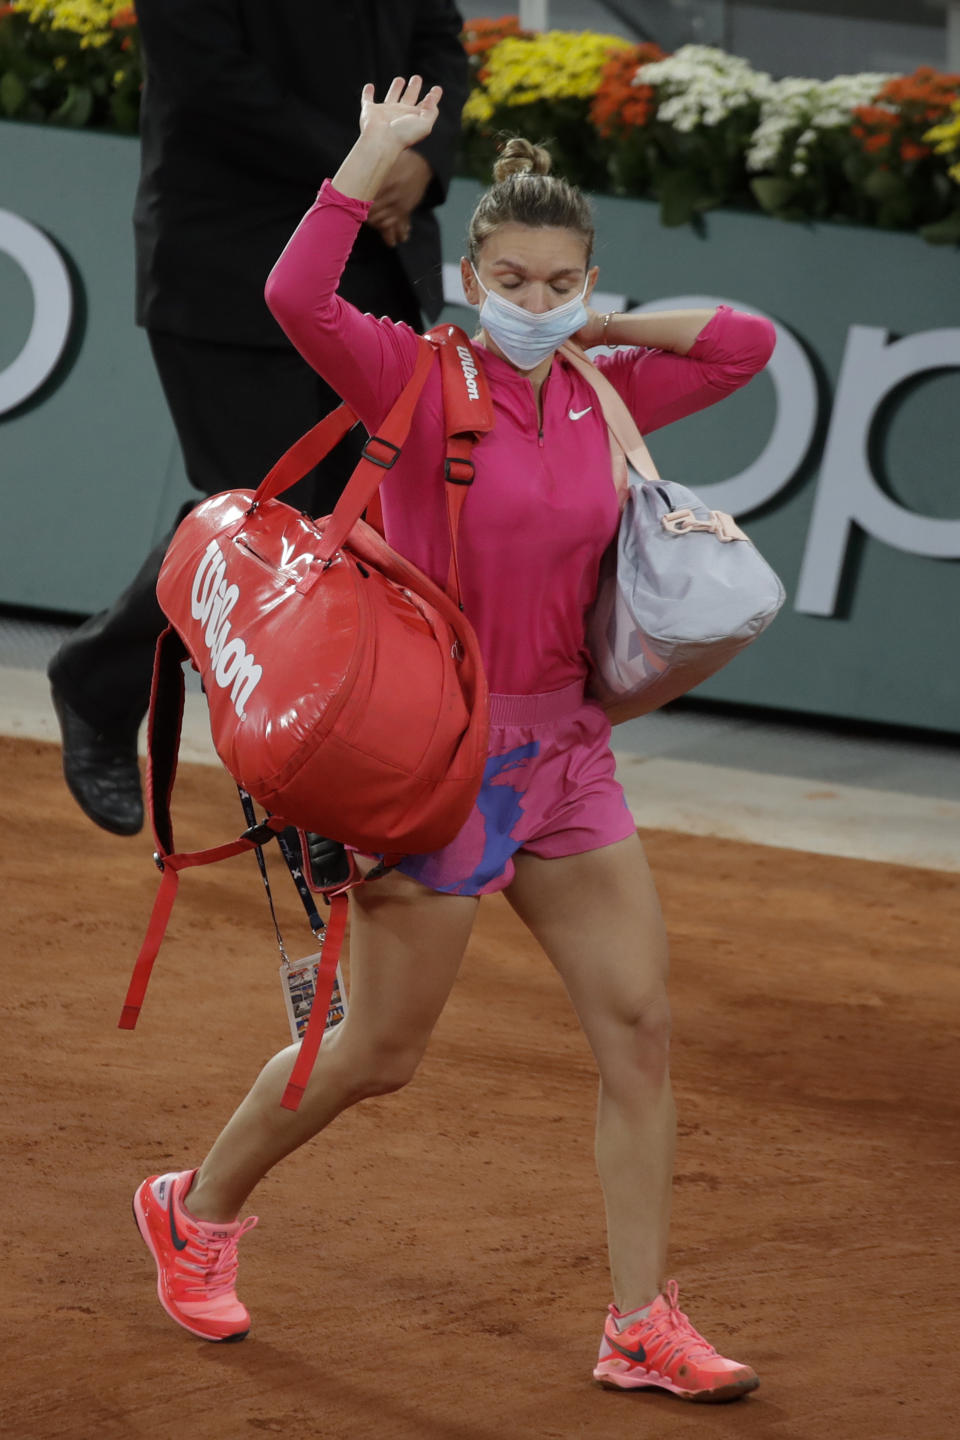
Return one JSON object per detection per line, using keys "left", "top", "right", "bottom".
{"left": 161, "top": 329, "right": 491, "bottom": 853}
{"left": 120, "top": 327, "right": 494, "bottom": 1108}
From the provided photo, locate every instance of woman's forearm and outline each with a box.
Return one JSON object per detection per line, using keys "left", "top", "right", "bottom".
{"left": 603, "top": 308, "right": 718, "bottom": 356}
{"left": 332, "top": 130, "right": 405, "bottom": 203}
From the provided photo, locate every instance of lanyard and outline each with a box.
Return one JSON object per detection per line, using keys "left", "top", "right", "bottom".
{"left": 236, "top": 786, "right": 326, "bottom": 960}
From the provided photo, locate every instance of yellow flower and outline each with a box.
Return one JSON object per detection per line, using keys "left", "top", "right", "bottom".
{"left": 463, "top": 89, "right": 495, "bottom": 124}
{"left": 465, "top": 28, "right": 632, "bottom": 122}
{"left": 12, "top": 0, "right": 132, "bottom": 40}
{"left": 923, "top": 98, "right": 960, "bottom": 152}
{"left": 11, "top": 2, "right": 51, "bottom": 20}
{"left": 950, "top": 161, "right": 960, "bottom": 184}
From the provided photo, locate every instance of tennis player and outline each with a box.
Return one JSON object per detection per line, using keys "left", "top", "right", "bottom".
{"left": 133, "top": 76, "right": 774, "bottom": 1404}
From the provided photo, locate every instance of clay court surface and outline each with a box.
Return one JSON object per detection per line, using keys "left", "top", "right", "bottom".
{"left": 3, "top": 733, "right": 958, "bottom": 1439}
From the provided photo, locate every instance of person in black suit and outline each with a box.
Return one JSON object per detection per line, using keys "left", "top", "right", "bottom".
{"left": 48, "top": 0, "right": 468, "bottom": 835}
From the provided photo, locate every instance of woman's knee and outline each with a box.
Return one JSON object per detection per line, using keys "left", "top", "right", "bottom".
{"left": 341, "top": 1034, "right": 429, "bottom": 1101}
{"left": 602, "top": 989, "right": 673, "bottom": 1090}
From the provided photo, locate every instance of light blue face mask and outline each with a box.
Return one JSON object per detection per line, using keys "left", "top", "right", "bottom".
{"left": 471, "top": 265, "right": 589, "bottom": 372}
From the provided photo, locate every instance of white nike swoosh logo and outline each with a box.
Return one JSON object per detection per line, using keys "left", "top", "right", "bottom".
{"left": 569, "top": 406, "right": 593, "bottom": 421}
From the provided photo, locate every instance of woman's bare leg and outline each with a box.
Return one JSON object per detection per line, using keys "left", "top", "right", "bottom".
{"left": 505, "top": 833, "right": 673, "bottom": 1311}
{"left": 185, "top": 872, "right": 479, "bottom": 1223}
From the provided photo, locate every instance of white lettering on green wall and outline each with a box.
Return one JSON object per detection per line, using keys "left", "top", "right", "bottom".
{"left": 0, "top": 209, "right": 73, "bottom": 415}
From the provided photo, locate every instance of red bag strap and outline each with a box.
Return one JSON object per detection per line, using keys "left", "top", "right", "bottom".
{"left": 426, "top": 324, "right": 495, "bottom": 438}
{"left": 314, "top": 337, "right": 437, "bottom": 560}
{"left": 118, "top": 822, "right": 287, "bottom": 1032}
{"left": 364, "top": 489, "right": 385, "bottom": 538}
{"left": 252, "top": 403, "right": 361, "bottom": 508}
{"left": 280, "top": 892, "right": 348, "bottom": 1111}
{"left": 424, "top": 325, "right": 494, "bottom": 606}
{"left": 120, "top": 625, "right": 288, "bottom": 1030}
{"left": 234, "top": 326, "right": 493, "bottom": 608}
{"left": 219, "top": 337, "right": 435, "bottom": 556}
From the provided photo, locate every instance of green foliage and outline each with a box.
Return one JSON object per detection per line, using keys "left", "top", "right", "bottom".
{"left": 0, "top": 6, "right": 140, "bottom": 132}
{"left": 0, "top": 67, "right": 26, "bottom": 116}
{"left": 459, "top": 96, "right": 609, "bottom": 191}
{"left": 919, "top": 206, "right": 960, "bottom": 243}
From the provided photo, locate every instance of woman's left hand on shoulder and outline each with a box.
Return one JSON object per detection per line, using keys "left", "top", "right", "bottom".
{"left": 572, "top": 309, "right": 607, "bottom": 350}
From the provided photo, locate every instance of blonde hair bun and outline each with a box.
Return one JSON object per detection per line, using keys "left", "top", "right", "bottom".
{"left": 492, "top": 137, "right": 553, "bottom": 184}
{"left": 468, "top": 137, "right": 594, "bottom": 262}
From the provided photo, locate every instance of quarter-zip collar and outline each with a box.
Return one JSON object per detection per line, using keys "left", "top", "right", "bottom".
{"left": 473, "top": 339, "right": 587, "bottom": 440}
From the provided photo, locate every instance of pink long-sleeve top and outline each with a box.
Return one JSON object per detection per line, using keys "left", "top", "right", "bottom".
{"left": 265, "top": 180, "right": 776, "bottom": 696}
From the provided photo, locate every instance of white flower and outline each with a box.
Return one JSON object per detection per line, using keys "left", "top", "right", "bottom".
{"left": 746, "top": 71, "right": 893, "bottom": 172}
{"left": 635, "top": 44, "right": 773, "bottom": 133}
{"left": 624, "top": 45, "right": 898, "bottom": 175}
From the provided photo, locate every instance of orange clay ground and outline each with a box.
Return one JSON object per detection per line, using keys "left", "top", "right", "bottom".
{"left": 2, "top": 733, "right": 958, "bottom": 1440}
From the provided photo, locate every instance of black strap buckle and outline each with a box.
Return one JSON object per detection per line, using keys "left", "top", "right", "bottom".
{"left": 444, "top": 456, "right": 475, "bottom": 485}
{"left": 241, "top": 820, "right": 279, "bottom": 846}
{"left": 362, "top": 435, "right": 402, "bottom": 470}
{"left": 296, "top": 831, "right": 353, "bottom": 892}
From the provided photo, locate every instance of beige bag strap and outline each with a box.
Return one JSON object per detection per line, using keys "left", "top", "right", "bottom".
{"left": 559, "top": 342, "right": 750, "bottom": 544}
{"left": 559, "top": 341, "right": 661, "bottom": 504}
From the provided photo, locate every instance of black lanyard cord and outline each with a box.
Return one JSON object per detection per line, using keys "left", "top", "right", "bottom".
{"left": 237, "top": 787, "right": 326, "bottom": 955}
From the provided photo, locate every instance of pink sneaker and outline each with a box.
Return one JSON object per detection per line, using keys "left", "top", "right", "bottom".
{"left": 593, "top": 1280, "right": 759, "bottom": 1403}
{"left": 133, "top": 1169, "right": 258, "bottom": 1341}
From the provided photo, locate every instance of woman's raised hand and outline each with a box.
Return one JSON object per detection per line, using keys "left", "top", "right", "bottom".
{"left": 333, "top": 77, "right": 442, "bottom": 205}
{"left": 359, "top": 76, "right": 443, "bottom": 151}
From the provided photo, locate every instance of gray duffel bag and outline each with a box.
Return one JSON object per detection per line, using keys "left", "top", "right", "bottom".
{"left": 562, "top": 343, "right": 786, "bottom": 725}
{"left": 587, "top": 472, "right": 786, "bottom": 723}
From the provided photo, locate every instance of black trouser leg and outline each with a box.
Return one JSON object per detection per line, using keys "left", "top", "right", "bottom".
{"left": 49, "top": 516, "right": 188, "bottom": 735}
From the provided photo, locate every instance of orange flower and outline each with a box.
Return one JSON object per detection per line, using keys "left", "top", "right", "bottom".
{"left": 852, "top": 69, "right": 959, "bottom": 168}
{"left": 589, "top": 42, "right": 667, "bottom": 138}
{"left": 876, "top": 67, "right": 960, "bottom": 109}
{"left": 463, "top": 14, "right": 520, "bottom": 35}
{"left": 111, "top": 6, "right": 138, "bottom": 28}
{"left": 461, "top": 15, "right": 529, "bottom": 60}
{"left": 853, "top": 105, "right": 897, "bottom": 131}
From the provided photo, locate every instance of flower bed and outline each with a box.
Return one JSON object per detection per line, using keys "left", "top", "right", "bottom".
{"left": 2, "top": 6, "right": 958, "bottom": 243}
{"left": 746, "top": 67, "right": 960, "bottom": 237}
{"left": 458, "top": 19, "right": 960, "bottom": 243}
{"left": 0, "top": 2, "right": 139, "bottom": 131}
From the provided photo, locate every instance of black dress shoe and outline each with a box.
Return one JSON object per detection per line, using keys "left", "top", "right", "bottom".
{"left": 51, "top": 687, "right": 144, "bottom": 836}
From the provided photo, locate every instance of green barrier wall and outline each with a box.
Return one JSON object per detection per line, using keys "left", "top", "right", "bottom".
{"left": 0, "top": 124, "right": 192, "bottom": 615}
{"left": 1, "top": 132, "right": 958, "bottom": 732}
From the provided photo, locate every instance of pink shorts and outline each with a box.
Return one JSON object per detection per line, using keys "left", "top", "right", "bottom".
{"left": 396, "top": 681, "right": 636, "bottom": 897}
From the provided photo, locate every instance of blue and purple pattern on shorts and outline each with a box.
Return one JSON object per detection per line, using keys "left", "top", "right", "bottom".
{"left": 399, "top": 741, "right": 540, "bottom": 895}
